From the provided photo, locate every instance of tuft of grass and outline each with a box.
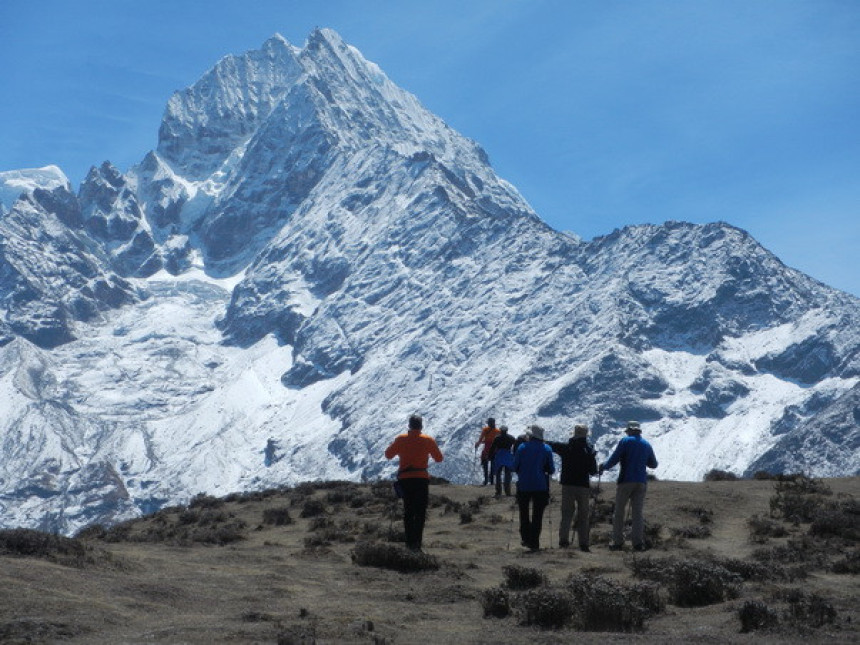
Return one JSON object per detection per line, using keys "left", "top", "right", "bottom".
{"left": 502, "top": 565, "right": 547, "bottom": 590}
{"left": 777, "top": 589, "right": 838, "bottom": 629}
{"left": 480, "top": 587, "right": 512, "bottom": 618}
{"left": 738, "top": 600, "right": 779, "bottom": 633}
{"left": 299, "top": 499, "right": 327, "bottom": 518}
{"left": 517, "top": 588, "right": 575, "bottom": 629}
{"left": 809, "top": 496, "right": 859, "bottom": 541}
{"left": 262, "top": 507, "right": 293, "bottom": 526}
{"left": 670, "top": 525, "right": 712, "bottom": 539}
{"left": 630, "top": 556, "right": 741, "bottom": 607}
{"left": 351, "top": 542, "right": 439, "bottom": 573}
{"left": 0, "top": 529, "right": 91, "bottom": 567}
{"left": 831, "top": 550, "right": 860, "bottom": 575}
{"left": 703, "top": 469, "right": 739, "bottom": 481}
{"left": 566, "top": 574, "right": 663, "bottom": 632}
{"left": 747, "top": 514, "right": 789, "bottom": 543}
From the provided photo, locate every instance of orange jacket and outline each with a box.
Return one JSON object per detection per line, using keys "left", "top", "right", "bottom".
{"left": 475, "top": 425, "right": 500, "bottom": 459}
{"left": 385, "top": 430, "right": 444, "bottom": 479}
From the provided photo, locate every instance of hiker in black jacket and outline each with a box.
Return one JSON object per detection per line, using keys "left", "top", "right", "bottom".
{"left": 488, "top": 425, "right": 516, "bottom": 497}
{"left": 548, "top": 424, "right": 598, "bottom": 551}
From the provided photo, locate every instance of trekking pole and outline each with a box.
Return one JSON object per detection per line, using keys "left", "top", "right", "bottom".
{"left": 545, "top": 475, "right": 553, "bottom": 550}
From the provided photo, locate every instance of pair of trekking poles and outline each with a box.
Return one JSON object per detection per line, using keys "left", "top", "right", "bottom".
{"left": 504, "top": 472, "right": 604, "bottom": 551}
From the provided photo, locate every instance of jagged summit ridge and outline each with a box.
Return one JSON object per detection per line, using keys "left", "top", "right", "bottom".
{"left": 0, "top": 29, "right": 858, "bottom": 535}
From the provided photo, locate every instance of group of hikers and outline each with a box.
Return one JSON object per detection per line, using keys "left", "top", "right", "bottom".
{"left": 385, "top": 416, "right": 658, "bottom": 553}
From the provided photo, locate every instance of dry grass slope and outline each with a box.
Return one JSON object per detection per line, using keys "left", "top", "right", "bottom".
{"left": 0, "top": 475, "right": 857, "bottom": 644}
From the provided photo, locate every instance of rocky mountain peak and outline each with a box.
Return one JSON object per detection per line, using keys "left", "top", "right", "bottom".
{"left": 0, "top": 29, "right": 857, "bottom": 534}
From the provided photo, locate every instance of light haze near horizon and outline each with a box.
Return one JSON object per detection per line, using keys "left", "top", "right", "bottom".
{"left": 0, "top": 0, "right": 857, "bottom": 296}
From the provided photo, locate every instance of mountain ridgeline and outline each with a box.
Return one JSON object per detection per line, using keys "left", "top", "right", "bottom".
{"left": 0, "top": 29, "right": 858, "bottom": 534}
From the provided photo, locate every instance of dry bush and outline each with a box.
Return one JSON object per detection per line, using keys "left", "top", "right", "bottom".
{"left": 831, "top": 550, "right": 860, "bottom": 574}
{"left": 566, "top": 574, "right": 663, "bottom": 632}
{"left": 517, "top": 587, "right": 576, "bottom": 629}
{"left": 711, "top": 555, "right": 793, "bottom": 583}
{"left": 188, "top": 493, "right": 224, "bottom": 509}
{"left": 751, "top": 535, "right": 829, "bottom": 574}
{"left": 262, "top": 507, "right": 293, "bottom": 526}
{"left": 770, "top": 475, "right": 833, "bottom": 523}
{"left": 0, "top": 529, "right": 91, "bottom": 567}
{"left": 747, "top": 514, "right": 789, "bottom": 542}
{"left": 304, "top": 518, "right": 359, "bottom": 547}
{"left": 777, "top": 589, "right": 838, "bottom": 629}
{"left": 739, "top": 599, "right": 779, "bottom": 633}
{"left": 670, "top": 525, "right": 712, "bottom": 539}
{"left": 480, "top": 587, "right": 512, "bottom": 618}
{"left": 351, "top": 541, "right": 439, "bottom": 572}
{"left": 703, "top": 469, "right": 739, "bottom": 481}
{"left": 809, "top": 496, "right": 859, "bottom": 541}
{"left": 0, "top": 619, "right": 86, "bottom": 642}
{"left": 502, "top": 565, "right": 547, "bottom": 590}
{"left": 630, "top": 556, "right": 741, "bottom": 607}
{"left": 299, "top": 499, "right": 327, "bottom": 518}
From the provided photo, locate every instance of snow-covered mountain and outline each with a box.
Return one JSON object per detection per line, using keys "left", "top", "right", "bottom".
{"left": 1, "top": 29, "right": 858, "bottom": 534}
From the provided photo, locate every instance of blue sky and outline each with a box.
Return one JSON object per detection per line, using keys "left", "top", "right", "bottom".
{"left": 1, "top": 0, "right": 858, "bottom": 296}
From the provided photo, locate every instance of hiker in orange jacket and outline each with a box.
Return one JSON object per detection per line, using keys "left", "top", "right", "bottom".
{"left": 385, "top": 414, "right": 444, "bottom": 551}
{"left": 474, "top": 417, "right": 500, "bottom": 485}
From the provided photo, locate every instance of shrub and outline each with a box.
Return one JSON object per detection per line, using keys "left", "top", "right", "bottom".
{"left": 299, "top": 499, "right": 327, "bottom": 518}
{"left": 753, "top": 470, "right": 778, "bottom": 480}
{"left": 703, "top": 469, "right": 739, "bottom": 481}
{"left": 502, "top": 565, "right": 547, "bottom": 590}
{"left": 677, "top": 505, "right": 714, "bottom": 524}
{"left": 566, "top": 574, "right": 662, "bottom": 632}
{"left": 713, "top": 556, "right": 787, "bottom": 582}
{"left": 738, "top": 600, "right": 779, "bottom": 633}
{"left": 518, "top": 588, "right": 575, "bottom": 629}
{"left": 262, "top": 507, "right": 293, "bottom": 526}
{"left": 809, "top": 498, "right": 859, "bottom": 540}
{"left": 0, "top": 529, "right": 90, "bottom": 567}
{"left": 770, "top": 475, "right": 833, "bottom": 524}
{"left": 630, "top": 557, "right": 741, "bottom": 607}
{"left": 188, "top": 493, "right": 223, "bottom": 509}
{"left": 351, "top": 542, "right": 439, "bottom": 572}
{"left": 747, "top": 514, "right": 789, "bottom": 542}
{"left": 670, "top": 525, "right": 712, "bottom": 539}
{"left": 777, "top": 589, "right": 837, "bottom": 628}
{"left": 480, "top": 587, "right": 512, "bottom": 618}
{"left": 831, "top": 550, "right": 860, "bottom": 574}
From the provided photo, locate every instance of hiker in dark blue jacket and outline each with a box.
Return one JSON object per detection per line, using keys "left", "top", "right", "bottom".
{"left": 512, "top": 425, "right": 555, "bottom": 551}
{"left": 599, "top": 420, "right": 658, "bottom": 551}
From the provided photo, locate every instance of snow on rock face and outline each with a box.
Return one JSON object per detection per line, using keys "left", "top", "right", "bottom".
{"left": 0, "top": 29, "right": 859, "bottom": 534}
{"left": 0, "top": 166, "right": 71, "bottom": 211}
{"left": 0, "top": 183, "right": 140, "bottom": 348}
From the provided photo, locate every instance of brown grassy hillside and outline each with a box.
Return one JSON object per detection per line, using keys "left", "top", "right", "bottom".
{"left": 0, "top": 476, "right": 857, "bottom": 644}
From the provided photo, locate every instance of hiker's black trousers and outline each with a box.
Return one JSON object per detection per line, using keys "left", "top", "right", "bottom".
{"left": 399, "top": 478, "right": 429, "bottom": 549}
{"left": 517, "top": 490, "right": 549, "bottom": 550}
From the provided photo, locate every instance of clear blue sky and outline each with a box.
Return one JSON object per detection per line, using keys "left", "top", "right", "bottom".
{"left": 1, "top": 1, "right": 858, "bottom": 296}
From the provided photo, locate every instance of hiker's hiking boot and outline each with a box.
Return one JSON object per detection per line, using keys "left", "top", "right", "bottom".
{"left": 633, "top": 543, "right": 647, "bottom": 552}
{"left": 579, "top": 545, "right": 591, "bottom": 553}
{"left": 608, "top": 543, "right": 623, "bottom": 552}
{"left": 559, "top": 540, "right": 571, "bottom": 549}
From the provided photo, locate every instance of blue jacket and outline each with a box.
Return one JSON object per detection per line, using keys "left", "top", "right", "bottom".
{"left": 602, "top": 434, "right": 658, "bottom": 484}
{"left": 512, "top": 439, "right": 555, "bottom": 492}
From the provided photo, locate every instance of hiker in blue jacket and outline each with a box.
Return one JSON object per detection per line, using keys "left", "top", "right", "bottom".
{"left": 599, "top": 420, "right": 658, "bottom": 551}
{"left": 512, "top": 425, "right": 555, "bottom": 551}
